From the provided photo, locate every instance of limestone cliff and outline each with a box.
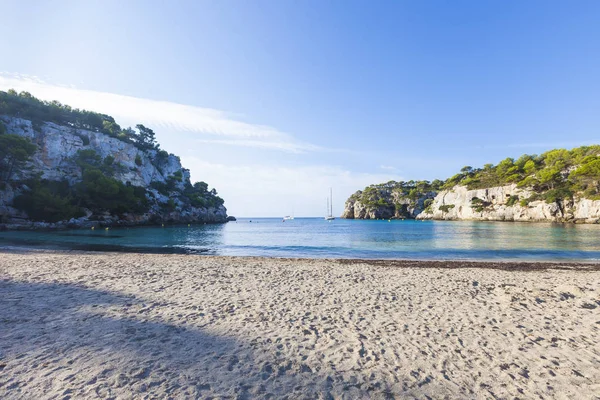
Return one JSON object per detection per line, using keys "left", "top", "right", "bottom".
{"left": 415, "top": 184, "right": 600, "bottom": 223}
{"left": 343, "top": 145, "right": 600, "bottom": 224}
{"left": 0, "top": 116, "right": 229, "bottom": 229}
{"left": 342, "top": 182, "right": 600, "bottom": 224}
{"left": 341, "top": 181, "right": 439, "bottom": 220}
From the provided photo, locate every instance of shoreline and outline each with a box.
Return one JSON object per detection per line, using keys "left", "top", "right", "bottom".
{"left": 0, "top": 245, "right": 600, "bottom": 271}
{"left": 2, "top": 246, "right": 600, "bottom": 269}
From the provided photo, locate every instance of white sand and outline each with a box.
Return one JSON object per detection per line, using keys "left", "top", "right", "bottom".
{"left": 1, "top": 251, "right": 599, "bottom": 399}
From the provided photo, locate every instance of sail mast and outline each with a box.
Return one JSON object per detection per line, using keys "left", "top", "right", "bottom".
{"left": 330, "top": 187, "right": 333, "bottom": 217}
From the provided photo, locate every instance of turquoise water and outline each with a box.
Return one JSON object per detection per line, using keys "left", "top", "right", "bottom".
{"left": 1, "top": 218, "right": 600, "bottom": 261}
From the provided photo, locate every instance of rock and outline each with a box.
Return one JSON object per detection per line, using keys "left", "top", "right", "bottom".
{"left": 342, "top": 182, "right": 600, "bottom": 224}
{"left": 416, "top": 184, "right": 600, "bottom": 223}
{"left": 0, "top": 116, "right": 230, "bottom": 228}
{"left": 342, "top": 189, "right": 435, "bottom": 220}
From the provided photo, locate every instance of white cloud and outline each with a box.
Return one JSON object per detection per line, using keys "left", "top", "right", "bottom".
{"left": 379, "top": 164, "right": 398, "bottom": 171}
{"left": 182, "top": 158, "right": 398, "bottom": 217}
{"left": 0, "top": 73, "right": 324, "bottom": 153}
{"left": 195, "top": 139, "right": 323, "bottom": 154}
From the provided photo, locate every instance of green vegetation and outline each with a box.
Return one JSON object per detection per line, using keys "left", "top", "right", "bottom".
{"left": 350, "top": 180, "right": 442, "bottom": 209}
{"left": 439, "top": 204, "right": 455, "bottom": 213}
{"left": 506, "top": 195, "right": 519, "bottom": 207}
{"left": 0, "top": 90, "right": 159, "bottom": 151}
{"left": 470, "top": 197, "right": 490, "bottom": 212}
{"left": 0, "top": 90, "right": 227, "bottom": 224}
{"left": 444, "top": 146, "right": 600, "bottom": 202}
{"left": 0, "top": 133, "right": 37, "bottom": 184}
{"left": 15, "top": 179, "right": 84, "bottom": 222}
{"left": 183, "top": 181, "right": 225, "bottom": 208}
{"left": 350, "top": 145, "right": 600, "bottom": 217}
{"left": 14, "top": 150, "right": 149, "bottom": 221}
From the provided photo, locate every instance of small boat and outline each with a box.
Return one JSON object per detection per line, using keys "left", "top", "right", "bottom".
{"left": 325, "top": 188, "right": 335, "bottom": 221}
{"left": 283, "top": 215, "right": 294, "bottom": 220}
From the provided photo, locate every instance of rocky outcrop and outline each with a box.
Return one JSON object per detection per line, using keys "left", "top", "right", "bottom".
{"left": 342, "top": 183, "right": 600, "bottom": 224}
{"left": 2, "top": 117, "right": 183, "bottom": 187}
{"left": 0, "top": 116, "right": 229, "bottom": 229}
{"left": 342, "top": 190, "right": 436, "bottom": 219}
{"left": 415, "top": 184, "right": 600, "bottom": 223}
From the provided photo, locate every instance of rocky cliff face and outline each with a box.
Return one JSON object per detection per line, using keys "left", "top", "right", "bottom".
{"left": 0, "top": 116, "right": 229, "bottom": 229}
{"left": 415, "top": 184, "right": 600, "bottom": 223}
{"left": 342, "top": 182, "right": 600, "bottom": 223}
{"left": 342, "top": 189, "right": 436, "bottom": 219}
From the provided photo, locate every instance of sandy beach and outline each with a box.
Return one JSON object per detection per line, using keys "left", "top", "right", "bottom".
{"left": 1, "top": 251, "right": 599, "bottom": 399}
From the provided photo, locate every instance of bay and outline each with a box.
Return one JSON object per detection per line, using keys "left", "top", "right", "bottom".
{"left": 2, "top": 218, "right": 600, "bottom": 261}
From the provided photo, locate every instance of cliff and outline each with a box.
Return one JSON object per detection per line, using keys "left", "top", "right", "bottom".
{"left": 343, "top": 182, "right": 600, "bottom": 223}
{"left": 415, "top": 184, "right": 600, "bottom": 223}
{"left": 341, "top": 181, "right": 439, "bottom": 220}
{"left": 0, "top": 93, "right": 230, "bottom": 229}
{"left": 343, "top": 146, "right": 600, "bottom": 224}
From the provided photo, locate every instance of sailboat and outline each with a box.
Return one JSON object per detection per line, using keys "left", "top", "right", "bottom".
{"left": 325, "top": 188, "right": 335, "bottom": 221}
{"left": 283, "top": 207, "right": 295, "bottom": 221}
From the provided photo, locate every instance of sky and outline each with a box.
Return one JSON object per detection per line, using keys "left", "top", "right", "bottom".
{"left": 1, "top": 0, "right": 600, "bottom": 217}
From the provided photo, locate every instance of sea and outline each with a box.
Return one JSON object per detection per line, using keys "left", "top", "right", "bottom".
{"left": 2, "top": 218, "right": 600, "bottom": 261}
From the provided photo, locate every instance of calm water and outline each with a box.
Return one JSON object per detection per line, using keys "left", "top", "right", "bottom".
{"left": 2, "top": 218, "right": 600, "bottom": 261}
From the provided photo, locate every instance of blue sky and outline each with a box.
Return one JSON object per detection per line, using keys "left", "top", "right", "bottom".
{"left": 2, "top": 0, "right": 600, "bottom": 216}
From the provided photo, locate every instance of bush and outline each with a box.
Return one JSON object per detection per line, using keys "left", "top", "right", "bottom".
{"left": 506, "top": 195, "right": 519, "bottom": 207}
{"left": 173, "top": 170, "right": 183, "bottom": 181}
{"left": 543, "top": 187, "right": 572, "bottom": 204}
{"left": 470, "top": 197, "right": 491, "bottom": 212}
{"left": 14, "top": 179, "right": 83, "bottom": 222}
{"left": 0, "top": 134, "right": 38, "bottom": 183}
{"left": 135, "top": 154, "right": 142, "bottom": 166}
{"left": 439, "top": 204, "right": 455, "bottom": 213}
{"left": 75, "top": 169, "right": 148, "bottom": 214}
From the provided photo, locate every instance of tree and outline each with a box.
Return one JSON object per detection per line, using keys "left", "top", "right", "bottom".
{"left": 571, "top": 159, "right": 600, "bottom": 196}
{"left": 0, "top": 120, "right": 6, "bottom": 135}
{"left": 523, "top": 160, "right": 537, "bottom": 175}
{"left": 135, "top": 124, "right": 158, "bottom": 150}
{"left": 193, "top": 181, "right": 208, "bottom": 193}
{"left": 0, "top": 134, "right": 37, "bottom": 183}
{"left": 102, "top": 120, "right": 122, "bottom": 137}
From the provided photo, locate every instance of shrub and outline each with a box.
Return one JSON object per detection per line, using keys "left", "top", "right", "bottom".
{"left": 506, "top": 195, "right": 519, "bottom": 207}
{"left": 0, "top": 134, "right": 38, "bottom": 183}
{"left": 135, "top": 154, "right": 142, "bottom": 166}
{"left": 14, "top": 179, "right": 83, "bottom": 222}
{"left": 439, "top": 204, "right": 455, "bottom": 213}
{"left": 75, "top": 169, "right": 148, "bottom": 214}
{"left": 470, "top": 197, "right": 491, "bottom": 212}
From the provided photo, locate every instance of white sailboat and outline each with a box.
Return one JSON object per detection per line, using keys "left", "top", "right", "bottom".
{"left": 283, "top": 207, "right": 294, "bottom": 220}
{"left": 325, "top": 188, "right": 335, "bottom": 221}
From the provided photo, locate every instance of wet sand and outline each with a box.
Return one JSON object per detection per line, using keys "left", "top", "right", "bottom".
{"left": 1, "top": 251, "right": 599, "bottom": 399}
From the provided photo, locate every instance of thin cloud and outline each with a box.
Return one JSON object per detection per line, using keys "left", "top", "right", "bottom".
{"left": 195, "top": 139, "right": 323, "bottom": 154}
{"left": 181, "top": 158, "right": 399, "bottom": 217}
{"left": 0, "top": 73, "right": 330, "bottom": 153}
